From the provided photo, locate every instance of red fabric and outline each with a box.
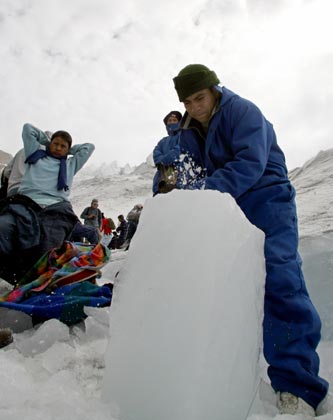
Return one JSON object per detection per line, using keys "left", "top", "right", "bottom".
{"left": 101, "top": 218, "right": 112, "bottom": 234}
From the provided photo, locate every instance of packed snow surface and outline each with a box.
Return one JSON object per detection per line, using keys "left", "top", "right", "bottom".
{"left": 0, "top": 149, "right": 333, "bottom": 419}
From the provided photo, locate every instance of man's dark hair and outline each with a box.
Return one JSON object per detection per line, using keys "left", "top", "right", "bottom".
{"left": 51, "top": 130, "right": 72, "bottom": 148}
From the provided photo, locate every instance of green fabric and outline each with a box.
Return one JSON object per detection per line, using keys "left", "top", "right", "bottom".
{"left": 173, "top": 64, "right": 220, "bottom": 101}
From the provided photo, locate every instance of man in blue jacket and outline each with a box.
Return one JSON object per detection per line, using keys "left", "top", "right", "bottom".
{"left": 172, "top": 64, "right": 328, "bottom": 416}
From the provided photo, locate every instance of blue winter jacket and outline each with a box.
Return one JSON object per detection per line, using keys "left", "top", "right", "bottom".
{"left": 186, "top": 86, "right": 290, "bottom": 202}
{"left": 153, "top": 133, "right": 181, "bottom": 167}
{"left": 179, "top": 87, "right": 330, "bottom": 408}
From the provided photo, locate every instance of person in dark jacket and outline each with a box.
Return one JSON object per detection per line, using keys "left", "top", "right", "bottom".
{"left": 108, "top": 215, "right": 128, "bottom": 250}
{"left": 124, "top": 204, "right": 143, "bottom": 248}
{"left": 0, "top": 123, "right": 94, "bottom": 284}
{"left": 80, "top": 199, "right": 102, "bottom": 229}
{"left": 168, "top": 64, "right": 328, "bottom": 416}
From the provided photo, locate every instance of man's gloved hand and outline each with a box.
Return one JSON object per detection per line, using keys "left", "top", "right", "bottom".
{"left": 158, "top": 180, "right": 177, "bottom": 194}
{"left": 157, "top": 164, "right": 178, "bottom": 194}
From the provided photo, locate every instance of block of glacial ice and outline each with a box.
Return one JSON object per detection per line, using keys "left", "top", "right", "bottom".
{"left": 102, "top": 190, "right": 266, "bottom": 420}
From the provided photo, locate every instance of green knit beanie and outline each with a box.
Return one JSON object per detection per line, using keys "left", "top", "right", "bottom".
{"left": 173, "top": 64, "right": 220, "bottom": 102}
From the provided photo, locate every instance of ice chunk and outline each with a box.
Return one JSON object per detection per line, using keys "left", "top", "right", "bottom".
{"left": 102, "top": 190, "right": 266, "bottom": 420}
{"left": 15, "top": 318, "right": 69, "bottom": 356}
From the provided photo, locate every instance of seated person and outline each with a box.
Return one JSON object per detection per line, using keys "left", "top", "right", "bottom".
{"left": 0, "top": 131, "right": 51, "bottom": 198}
{"left": 0, "top": 123, "right": 95, "bottom": 284}
{"left": 108, "top": 215, "right": 128, "bottom": 249}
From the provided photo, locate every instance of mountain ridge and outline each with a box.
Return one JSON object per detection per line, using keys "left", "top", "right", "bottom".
{"left": 1, "top": 148, "right": 332, "bottom": 238}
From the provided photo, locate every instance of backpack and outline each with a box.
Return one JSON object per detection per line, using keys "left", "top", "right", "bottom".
{"left": 108, "top": 218, "right": 116, "bottom": 230}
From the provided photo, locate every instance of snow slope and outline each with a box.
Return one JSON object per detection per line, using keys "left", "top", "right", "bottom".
{"left": 290, "top": 148, "right": 333, "bottom": 238}
{"left": 0, "top": 148, "right": 332, "bottom": 420}
{"left": 70, "top": 156, "right": 155, "bottom": 221}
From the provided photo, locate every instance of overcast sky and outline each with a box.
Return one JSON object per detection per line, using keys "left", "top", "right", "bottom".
{"left": 0, "top": 0, "right": 332, "bottom": 170}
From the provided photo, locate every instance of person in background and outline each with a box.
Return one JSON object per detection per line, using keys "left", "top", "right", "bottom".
{"left": 123, "top": 204, "right": 143, "bottom": 249}
{"left": 168, "top": 64, "right": 328, "bottom": 417}
{"left": 163, "top": 111, "right": 183, "bottom": 134}
{"left": 152, "top": 111, "right": 182, "bottom": 195}
{"left": 152, "top": 109, "right": 207, "bottom": 195}
{"left": 0, "top": 130, "right": 52, "bottom": 198}
{"left": 2, "top": 148, "right": 27, "bottom": 197}
{"left": 80, "top": 199, "right": 102, "bottom": 229}
{"left": 100, "top": 213, "right": 113, "bottom": 248}
{"left": 0, "top": 123, "right": 94, "bottom": 284}
{"left": 108, "top": 215, "right": 128, "bottom": 250}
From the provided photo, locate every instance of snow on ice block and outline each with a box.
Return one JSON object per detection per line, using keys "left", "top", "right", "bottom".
{"left": 102, "top": 190, "right": 266, "bottom": 420}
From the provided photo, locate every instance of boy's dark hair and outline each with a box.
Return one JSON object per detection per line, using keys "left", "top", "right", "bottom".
{"left": 118, "top": 214, "right": 125, "bottom": 221}
{"left": 51, "top": 130, "right": 72, "bottom": 148}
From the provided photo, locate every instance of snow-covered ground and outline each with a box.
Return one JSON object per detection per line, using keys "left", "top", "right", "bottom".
{"left": 0, "top": 149, "right": 333, "bottom": 419}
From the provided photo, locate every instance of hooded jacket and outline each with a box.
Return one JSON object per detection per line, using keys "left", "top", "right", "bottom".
{"left": 177, "top": 86, "right": 329, "bottom": 407}
{"left": 181, "top": 86, "right": 290, "bottom": 202}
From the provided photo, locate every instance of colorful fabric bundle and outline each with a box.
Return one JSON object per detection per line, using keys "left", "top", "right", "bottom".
{"left": 0, "top": 242, "right": 112, "bottom": 325}
{"left": 0, "top": 281, "right": 112, "bottom": 325}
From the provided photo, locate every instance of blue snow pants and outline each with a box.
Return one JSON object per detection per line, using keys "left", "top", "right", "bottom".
{"left": 238, "top": 182, "right": 329, "bottom": 409}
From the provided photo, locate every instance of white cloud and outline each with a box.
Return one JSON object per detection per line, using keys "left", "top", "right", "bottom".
{"left": 0, "top": 0, "right": 332, "bottom": 169}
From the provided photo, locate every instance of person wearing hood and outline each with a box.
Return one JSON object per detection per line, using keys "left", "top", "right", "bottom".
{"left": 162, "top": 111, "right": 183, "bottom": 134}
{"left": 153, "top": 111, "right": 181, "bottom": 195}
{"left": 152, "top": 110, "right": 207, "bottom": 195}
{"left": 168, "top": 64, "right": 329, "bottom": 417}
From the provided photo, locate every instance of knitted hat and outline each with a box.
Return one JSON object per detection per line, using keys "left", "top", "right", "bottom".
{"left": 173, "top": 64, "right": 220, "bottom": 102}
{"left": 163, "top": 111, "right": 182, "bottom": 126}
